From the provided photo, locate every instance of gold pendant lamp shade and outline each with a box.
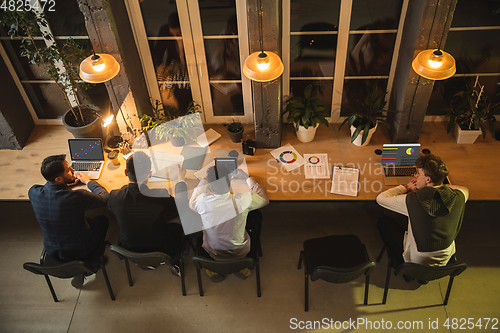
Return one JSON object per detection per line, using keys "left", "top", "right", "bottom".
{"left": 412, "top": 49, "right": 456, "bottom": 80}
{"left": 79, "top": 53, "right": 120, "bottom": 83}
{"left": 243, "top": 51, "right": 284, "bottom": 82}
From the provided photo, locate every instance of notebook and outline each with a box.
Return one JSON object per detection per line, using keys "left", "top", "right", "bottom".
{"left": 381, "top": 143, "right": 420, "bottom": 186}
{"left": 68, "top": 138, "right": 105, "bottom": 180}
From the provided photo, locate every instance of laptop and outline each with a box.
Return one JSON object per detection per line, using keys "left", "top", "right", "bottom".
{"left": 381, "top": 143, "right": 420, "bottom": 186}
{"left": 68, "top": 138, "right": 105, "bottom": 179}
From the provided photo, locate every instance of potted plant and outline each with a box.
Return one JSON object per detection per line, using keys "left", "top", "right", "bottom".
{"left": 443, "top": 84, "right": 499, "bottom": 144}
{"left": 339, "top": 84, "right": 392, "bottom": 146}
{"left": 284, "top": 84, "right": 329, "bottom": 143}
{"left": 140, "top": 100, "right": 202, "bottom": 147}
{"left": 0, "top": 11, "right": 102, "bottom": 138}
{"left": 226, "top": 119, "right": 244, "bottom": 143}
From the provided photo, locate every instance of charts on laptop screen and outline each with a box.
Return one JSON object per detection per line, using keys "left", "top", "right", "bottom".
{"left": 381, "top": 144, "right": 420, "bottom": 166}
{"left": 69, "top": 139, "right": 104, "bottom": 161}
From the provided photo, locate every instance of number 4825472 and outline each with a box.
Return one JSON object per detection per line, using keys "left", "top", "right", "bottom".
{"left": 443, "top": 318, "right": 498, "bottom": 330}
{"left": 1, "top": 0, "right": 56, "bottom": 12}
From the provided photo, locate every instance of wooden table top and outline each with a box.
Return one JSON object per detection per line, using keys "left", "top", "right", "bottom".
{"left": 0, "top": 122, "right": 498, "bottom": 200}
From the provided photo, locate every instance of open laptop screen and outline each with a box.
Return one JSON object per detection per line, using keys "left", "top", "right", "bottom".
{"left": 68, "top": 139, "right": 104, "bottom": 161}
{"left": 381, "top": 143, "right": 420, "bottom": 166}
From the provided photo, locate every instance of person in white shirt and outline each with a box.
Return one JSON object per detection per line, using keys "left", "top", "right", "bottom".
{"left": 376, "top": 154, "right": 468, "bottom": 278}
{"left": 189, "top": 165, "right": 269, "bottom": 281}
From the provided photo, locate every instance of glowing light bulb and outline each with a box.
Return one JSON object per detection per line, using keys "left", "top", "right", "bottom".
{"left": 103, "top": 114, "right": 114, "bottom": 127}
{"left": 92, "top": 62, "right": 106, "bottom": 72}
{"left": 257, "top": 62, "right": 270, "bottom": 70}
{"left": 428, "top": 59, "right": 442, "bottom": 68}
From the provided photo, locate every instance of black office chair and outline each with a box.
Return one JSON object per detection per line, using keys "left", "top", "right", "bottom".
{"left": 377, "top": 245, "right": 468, "bottom": 305}
{"left": 191, "top": 237, "right": 262, "bottom": 297}
{"left": 23, "top": 242, "right": 115, "bottom": 302}
{"left": 110, "top": 243, "right": 189, "bottom": 296}
{"left": 298, "top": 234, "right": 376, "bottom": 311}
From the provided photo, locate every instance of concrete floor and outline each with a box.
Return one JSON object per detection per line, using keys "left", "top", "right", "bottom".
{"left": 0, "top": 200, "right": 499, "bottom": 333}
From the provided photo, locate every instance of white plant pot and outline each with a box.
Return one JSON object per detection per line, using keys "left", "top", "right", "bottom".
{"left": 350, "top": 122, "right": 378, "bottom": 146}
{"left": 294, "top": 123, "right": 319, "bottom": 143}
{"left": 454, "top": 124, "right": 481, "bottom": 144}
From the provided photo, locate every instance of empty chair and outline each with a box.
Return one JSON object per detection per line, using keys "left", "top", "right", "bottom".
{"left": 191, "top": 238, "right": 262, "bottom": 297}
{"left": 23, "top": 242, "right": 114, "bottom": 302}
{"left": 298, "top": 234, "right": 375, "bottom": 311}
{"left": 377, "top": 245, "right": 467, "bottom": 305}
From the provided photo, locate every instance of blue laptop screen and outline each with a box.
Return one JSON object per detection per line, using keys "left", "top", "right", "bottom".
{"left": 381, "top": 144, "right": 420, "bottom": 166}
{"left": 68, "top": 139, "right": 104, "bottom": 161}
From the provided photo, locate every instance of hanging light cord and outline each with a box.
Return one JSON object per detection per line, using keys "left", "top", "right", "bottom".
{"left": 258, "top": 0, "right": 263, "bottom": 53}
{"left": 84, "top": 0, "right": 134, "bottom": 135}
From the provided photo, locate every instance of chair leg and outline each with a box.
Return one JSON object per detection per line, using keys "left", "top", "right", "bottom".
{"left": 101, "top": 264, "right": 115, "bottom": 301}
{"left": 304, "top": 273, "right": 309, "bottom": 312}
{"left": 298, "top": 251, "right": 304, "bottom": 269}
{"left": 376, "top": 245, "right": 387, "bottom": 263}
{"left": 44, "top": 275, "right": 58, "bottom": 302}
{"left": 256, "top": 261, "right": 261, "bottom": 297}
{"left": 443, "top": 276, "right": 455, "bottom": 305}
{"left": 180, "top": 260, "right": 186, "bottom": 296}
{"left": 124, "top": 258, "right": 133, "bottom": 287}
{"left": 382, "top": 263, "right": 391, "bottom": 304}
{"left": 196, "top": 267, "right": 204, "bottom": 296}
{"left": 364, "top": 275, "right": 370, "bottom": 305}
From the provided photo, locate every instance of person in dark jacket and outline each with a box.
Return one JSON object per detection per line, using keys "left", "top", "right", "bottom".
{"left": 28, "top": 154, "right": 109, "bottom": 288}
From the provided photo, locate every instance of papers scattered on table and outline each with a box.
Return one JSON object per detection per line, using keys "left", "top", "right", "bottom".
{"left": 193, "top": 160, "right": 214, "bottom": 181}
{"left": 270, "top": 144, "right": 306, "bottom": 172}
{"left": 197, "top": 128, "right": 221, "bottom": 148}
{"left": 330, "top": 166, "right": 360, "bottom": 197}
{"left": 304, "top": 154, "right": 330, "bottom": 179}
{"left": 148, "top": 151, "right": 186, "bottom": 181}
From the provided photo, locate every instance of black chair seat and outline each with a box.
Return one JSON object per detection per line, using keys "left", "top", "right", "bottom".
{"left": 23, "top": 243, "right": 114, "bottom": 302}
{"left": 298, "top": 234, "right": 375, "bottom": 311}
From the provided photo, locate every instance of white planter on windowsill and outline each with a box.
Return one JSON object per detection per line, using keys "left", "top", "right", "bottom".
{"left": 454, "top": 124, "right": 482, "bottom": 144}
{"left": 350, "top": 122, "right": 378, "bottom": 146}
{"left": 294, "top": 122, "right": 319, "bottom": 143}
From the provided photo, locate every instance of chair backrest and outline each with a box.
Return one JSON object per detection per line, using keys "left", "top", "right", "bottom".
{"left": 311, "top": 261, "right": 376, "bottom": 283}
{"left": 191, "top": 256, "right": 255, "bottom": 276}
{"left": 23, "top": 261, "right": 94, "bottom": 279}
{"left": 109, "top": 245, "right": 172, "bottom": 267}
{"left": 395, "top": 262, "right": 467, "bottom": 282}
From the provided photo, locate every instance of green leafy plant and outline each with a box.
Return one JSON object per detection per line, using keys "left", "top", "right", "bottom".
{"left": 140, "top": 100, "right": 202, "bottom": 142}
{"left": 443, "top": 84, "right": 499, "bottom": 139}
{"left": 0, "top": 10, "right": 93, "bottom": 125}
{"left": 339, "top": 84, "right": 392, "bottom": 145}
{"left": 227, "top": 118, "right": 243, "bottom": 133}
{"left": 284, "top": 84, "right": 330, "bottom": 131}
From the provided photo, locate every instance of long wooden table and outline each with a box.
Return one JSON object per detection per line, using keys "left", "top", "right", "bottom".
{"left": 0, "top": 122, "right": 498, "bottom": 200}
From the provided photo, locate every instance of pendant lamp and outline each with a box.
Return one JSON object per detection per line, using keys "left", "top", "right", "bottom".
{"left": 411, "top": 4, "right": 456, "bottom": 80}
{"left": 242, "top": 0, "right": 283, "bottom": 82}
{"left": 79, "top": 53, "right": 120, "bottom": 83}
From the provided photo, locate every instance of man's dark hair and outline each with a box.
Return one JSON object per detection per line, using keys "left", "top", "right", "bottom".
{"left": 41, "top": 154, "right": 66, "bottom": 181}
{"left": 168, "top": 12, "right": 180, "bottom": 30}
{"left": 416, "top": 154, "right": 448, "bottom": 185}
{"left": 126, "top": 151, "right": 151, "bottom": 183}
{"left": 206, "top": 165, "right": 230, "bottom": 194}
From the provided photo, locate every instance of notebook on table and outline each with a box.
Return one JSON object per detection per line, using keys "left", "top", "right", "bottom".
{"left": 68, "top": 138, "right": 105, "bottom": 180}
{"left": 381, "top": 143, "right": 420, "bottom": 186}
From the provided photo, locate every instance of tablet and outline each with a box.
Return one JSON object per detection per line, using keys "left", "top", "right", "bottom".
{"left": 214, "top": 157, "right": 238, "bottom": 174}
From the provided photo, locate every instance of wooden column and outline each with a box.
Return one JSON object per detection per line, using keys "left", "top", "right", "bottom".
{"left": 387, "top": 0, "right": 457, "bottom": 143}
{"left": 247, "top": 0, "right": 282, "bottom": 148}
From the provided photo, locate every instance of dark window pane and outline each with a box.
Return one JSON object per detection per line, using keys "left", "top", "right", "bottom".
{"left": 77, "top": 83, "right": 110, "bottom": 116}
{"left": 290, "top": 34, "right": 336, "bottom": 78}
{"left": 345, "top": 33, "right": 396, "bottom": 76}
{"left": 446, "top": 30, "right": 500, "bottom": 74}
{"left": 199, "top": 0, "right": 237, "bottom": 36}
{"left": 290, "top": 80, "right": 333, "bottom": 113}
{"left": 451, "top": 0, "right": 500, "bottom": 27}
{"left": 341, "top": 79, "right": 388, "bottom": 117}
{"left": 427, "top": 76, "right": 500, "bottom": 115}
{"left": 159, "top": 84, "right": 193, "bottom": 115}
{"left": 205, "top": 38, "right": 240, "bottom": 80}
{"left": 140, "top": 1, "right": 179, "bottom": 38}
{"left": 211, "top": 83, "right": 244, "bottom": 116}
{"left": 4, "top": 40, "right": 51, "bottom": 80}
{"left": 350, "top": 0, "right": 402, "bottom": 31}
{"left": 23, "top": 83, "right": 69, "bottom": 119}
{"left": 45, "top": 1, "right": 87, "bottom": 36}
{"left": 290, "top": 0, "right": 341, "bottom": 32}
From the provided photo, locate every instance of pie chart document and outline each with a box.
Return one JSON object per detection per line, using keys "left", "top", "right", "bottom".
{"left": 270, "top": 144, "right": 306, "bottom": 172}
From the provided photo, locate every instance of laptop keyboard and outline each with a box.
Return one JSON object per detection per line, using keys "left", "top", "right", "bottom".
{"left": 384, "top": 166, "right": 416, "bottom": 177}
{"left": 72, "top": 162, "right": 102, "bottom": 172}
